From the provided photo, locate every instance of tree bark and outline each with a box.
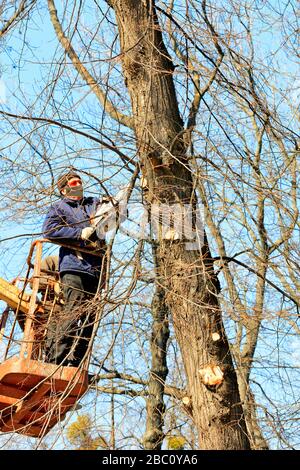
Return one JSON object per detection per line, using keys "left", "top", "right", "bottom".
{"left": 143, "top": 273, "right": 170, "bottom": 449}
{"left": 236, "top": 374, "right": 268, "bottom": 450}
{"left": 110, "top": 0, "right": 250, "bottom": 449}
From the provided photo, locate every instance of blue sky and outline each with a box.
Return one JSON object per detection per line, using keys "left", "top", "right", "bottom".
{"left": 0, "top": 0, "right": 300, "bottom": 449}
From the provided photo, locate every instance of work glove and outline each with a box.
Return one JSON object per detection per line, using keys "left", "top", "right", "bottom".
{"left": 80, "top": 226, "right": 95, "bottom": 240}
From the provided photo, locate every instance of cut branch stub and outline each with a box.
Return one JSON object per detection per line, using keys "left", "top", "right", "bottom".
{"left": 199, "top": 365, "right": 224, "bottom": 387}
{"left": 211, "top": 332, "right": 221, "bottom": 342}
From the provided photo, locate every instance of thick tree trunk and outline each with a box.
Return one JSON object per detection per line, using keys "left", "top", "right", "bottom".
{"left": 110, "top": 0, "right": 250, "bottom": 449}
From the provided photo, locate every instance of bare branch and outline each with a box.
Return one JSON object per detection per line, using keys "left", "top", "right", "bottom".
{"left": 47, "top": 0, "right": 134, "bottom": 129}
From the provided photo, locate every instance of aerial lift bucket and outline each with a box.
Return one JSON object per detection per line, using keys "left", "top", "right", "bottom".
{"left": 0, "top": 240, "right": 90, "bottom": 438}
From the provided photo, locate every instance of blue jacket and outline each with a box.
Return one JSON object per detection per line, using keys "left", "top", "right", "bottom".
{"left": 42, "top": 197, "right": 103, "bottom": 278}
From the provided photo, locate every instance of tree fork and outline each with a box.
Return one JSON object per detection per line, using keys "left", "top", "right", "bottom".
{"left": 110, "top": 0, "right": 250, "bottom": 449}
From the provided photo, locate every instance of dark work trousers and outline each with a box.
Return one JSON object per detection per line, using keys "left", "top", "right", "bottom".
{"left": 45, "top": 272, "right": 99, "bottom": 366}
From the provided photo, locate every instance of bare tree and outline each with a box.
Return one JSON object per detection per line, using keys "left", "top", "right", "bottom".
{"left": 0, "top": 0, "right": 300, "bottom": 450}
